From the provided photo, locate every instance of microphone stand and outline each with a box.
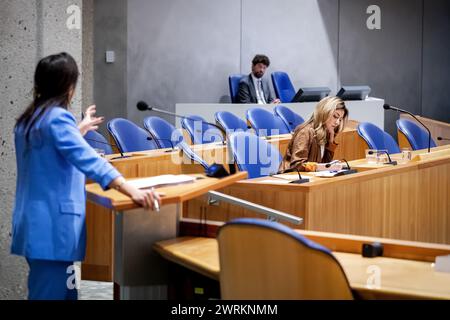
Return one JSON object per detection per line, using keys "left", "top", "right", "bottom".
{"left": 271, "top": 167, "right": 309, "bottom": 184}
{"left": 85, "top": 138, "right": 131, "bottom": 160}
{"left": 368, "top": 150, "right": 397, "bottom": 165}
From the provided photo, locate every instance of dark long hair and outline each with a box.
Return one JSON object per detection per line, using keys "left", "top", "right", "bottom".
{"left": 16, "top": 52, "right": 79, "bottom": 141}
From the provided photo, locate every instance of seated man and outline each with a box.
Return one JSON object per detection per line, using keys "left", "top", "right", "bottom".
{"left": 237, "top": 54, "right": 280, "bottom": 104}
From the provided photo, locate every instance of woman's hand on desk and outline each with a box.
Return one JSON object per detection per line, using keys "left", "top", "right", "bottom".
{"left": 109, "top": 177, "right": 163, "bottom": 210}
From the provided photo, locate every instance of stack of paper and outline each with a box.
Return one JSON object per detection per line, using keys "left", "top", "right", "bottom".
{"left": 127, "top": 175, "right": 196, "bottom": 189}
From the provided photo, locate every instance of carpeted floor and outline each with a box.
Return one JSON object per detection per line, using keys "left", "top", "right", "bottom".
{"left": 78, "top": 281, "right": 113, "bottom": 300}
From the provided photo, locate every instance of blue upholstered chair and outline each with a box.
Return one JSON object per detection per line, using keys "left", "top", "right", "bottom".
{"left": 107, "top": 118, "right": 157, "bottom": 153}
{"left": 273, "top": 105, "right": 305, "bottom": 132}
{"left": 357, "top": 122, "right": 400, "bottom": 154}
{"left": 215, "top": 111, "right": 248, "bottom": 133}
{"left": 396, "top": 119, "right": 437, "bottom": 150}
{"left": 143, "top": 116, "right": 183, "bottom": 149}
{"left": 271, "top": 71, "right": 296, "bottom": 103}
{"left": 84, "top": 130, "right": 113, "bottom": 155}
{"left": 181, "top": 115, "right": 224, "bottom": 145}
{"left": 229, "top": 74, "right": 245, "bottom": 103}
{"left": 218, "top": 218, "right": 353, "bottom": 299}
{"left": 246, "top": 107, "right": 290, "bottom": 137}
{"left": 228, "top": 131, "right": 282, "bottom": 179}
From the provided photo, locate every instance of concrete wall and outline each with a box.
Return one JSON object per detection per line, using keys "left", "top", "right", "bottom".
{"left": 0, "top": 0, "right": 84, "bottom": 299}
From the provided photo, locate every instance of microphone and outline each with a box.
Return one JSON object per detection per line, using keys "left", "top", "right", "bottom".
{"left": 137, "top": 101, "right": 236, "bottom": 175}
{"left": 84, "top": 138, "right": 131, "bottom": 160}
{"left": 137, "top": 101, "right": 225, "bottom": 143}
{"left": 368, "top": 150, "right": 397, "bottom": 165}
{"left": 272, "top": 167, "right": 310, "bottom": 184}
{"left": 383, "top": 104, "right": 432, "bottom": 153}
{"left": 437, "top": 137, "right": 450, "bottom": 141}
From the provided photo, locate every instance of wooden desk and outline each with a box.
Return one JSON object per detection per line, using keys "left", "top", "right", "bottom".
{"left": 184, "top": 145, "right": 450, "bottom": 244}
{"left": 85, "top": 173, "right": 246, "bottom": 299}
{"left": 154, "top": 236, "right": 450, "bottom": 300}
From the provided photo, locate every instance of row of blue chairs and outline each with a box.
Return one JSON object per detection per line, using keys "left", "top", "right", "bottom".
{"left": 85, "top": 114, "right": 435, "bottom": 179}
{"left": 229, "top": 71, "right": 300, "bottom": 104}
{"left": 96, "top": 106, "right": 305, "bottom": 152}
{"left": 357, "top": 120, "right": 437, "bottom": 153}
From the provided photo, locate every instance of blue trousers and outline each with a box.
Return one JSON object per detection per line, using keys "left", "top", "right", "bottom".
{"left": 27, "top": 258, "right": 78, "bottom": 300}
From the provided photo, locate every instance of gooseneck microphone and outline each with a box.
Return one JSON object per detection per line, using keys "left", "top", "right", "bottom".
{"left": 437, "top": 137, "right": 450, "bottom": 141}
{"left": 84, "top": 138, "right": 131, "bottom": 160}
{"left": 368, "top": 150, "right": 397, "bottom": 165}
{"left": 137, "top": 101, "right": 236, "bottom": 175}
{"left": 137, "top": 101, "right": 226, "bottom": 141}
{"left": 383, "top": 104, "right": 432, "bottom": 153}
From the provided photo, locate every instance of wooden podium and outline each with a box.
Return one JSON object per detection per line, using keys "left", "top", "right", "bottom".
{"left": 85, "top": 172, "right": 247, "bottom": 300}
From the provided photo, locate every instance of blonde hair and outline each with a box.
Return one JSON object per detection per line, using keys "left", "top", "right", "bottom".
{"left": 305, "top": 96, "right": 348, "bottom": 145}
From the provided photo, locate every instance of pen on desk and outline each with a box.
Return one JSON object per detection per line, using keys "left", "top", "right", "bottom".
{"left": 151, "top": 187, "right": 160, "bottom": 212}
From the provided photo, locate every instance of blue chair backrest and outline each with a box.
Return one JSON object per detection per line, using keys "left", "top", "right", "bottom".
{"left": 143, "top": 116, "right": 183, "bottom": 149}
{"left": 271, "top": 71, "right": 296, "bottom": 103}
{"left": 84, "top": 130, "right": 113, "bottom": 155}
{"left": 215, "top": 111, "right": 248, "bottom": 133}
{"left": 229, "top": 74, "right": 245, "bottom": 103}
{"left": 107, "top": 118, "right": 157, "bottom": 153}
{"left": 229, "top": 131, "right": 282, "bottom": 179}
{"left": 181, "top": 115, "right": 224, "bottom": 145}
{"left": 218, "top": 218, "right": 353, "bottom": 299}
{"left": 357, "top": 122, "right": 400, "bottom": 154}
{"left": 246, "top": 107, "right": 290, "bottom": 136}
{"left": 396, "top": 119, "right": 437, "bottom": 150}
{"left": 274, "top": 105, "right": 305, "bottom": 132}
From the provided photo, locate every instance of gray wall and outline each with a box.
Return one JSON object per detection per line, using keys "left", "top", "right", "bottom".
{"left": 94, "top": 0, "right": 128, "bottom": 136}
{"left": 422, "top": 0, "right": 450, "bottom": 123}
{"left": 93, "top": 0, "right": 449, "bottom": 137}
{"left": 0, "top": 0, "right": 85, "bottom": 299}
{"left": 127, "top": 0, "right": 242, "bottom": 125}
{"left": 339, "top": 0, "right": 424, "bottom": 136}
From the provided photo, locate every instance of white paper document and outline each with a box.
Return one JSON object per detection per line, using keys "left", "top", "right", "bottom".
{"left": 127, "top": 175, "right": 196, "bottom": 189}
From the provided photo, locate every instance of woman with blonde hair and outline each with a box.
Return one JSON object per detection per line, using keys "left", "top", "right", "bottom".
{"left": 279, "top": 96, "right": 348, "bottom": 172}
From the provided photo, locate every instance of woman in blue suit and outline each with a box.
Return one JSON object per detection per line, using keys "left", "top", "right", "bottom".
{"left": 11, "top": 52, "right": 161, "bottom": 300}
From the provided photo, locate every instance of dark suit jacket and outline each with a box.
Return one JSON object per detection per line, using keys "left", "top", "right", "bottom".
{"left": 237, "top": 74, "right": 276, "bottom": 104}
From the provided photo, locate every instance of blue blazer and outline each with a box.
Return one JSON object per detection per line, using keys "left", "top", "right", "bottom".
{"left": 11, "top": 107, "right": 122, "bottom": 262}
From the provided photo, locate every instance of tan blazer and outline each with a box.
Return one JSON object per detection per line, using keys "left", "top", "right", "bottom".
{"left": 279, "top": 122, "right": 338, "bottom": 172}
